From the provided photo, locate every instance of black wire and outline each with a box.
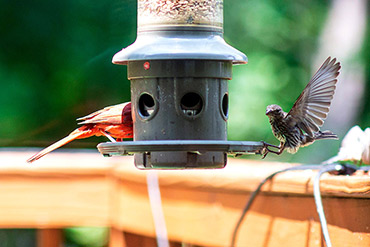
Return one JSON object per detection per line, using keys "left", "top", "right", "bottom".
{"left": 230, "top": 164, "right": 320, "bottom": 247}
{"left": 230, "top": 163, "right": 367, "bottom": 247}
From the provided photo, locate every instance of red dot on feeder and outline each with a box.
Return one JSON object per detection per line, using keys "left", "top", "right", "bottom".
{"left": 143, "top": 62, "right": 150, "bottom": 70}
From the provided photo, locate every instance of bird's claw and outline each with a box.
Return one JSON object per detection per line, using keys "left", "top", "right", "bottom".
{"left": 260, "top": 141, "right": 282, "bottom": 159}
{"left": 262, "top": 150, "right": 268, "bottom": 159}
{"left": 259, "top": 141, "right": 270, "bottom": 159}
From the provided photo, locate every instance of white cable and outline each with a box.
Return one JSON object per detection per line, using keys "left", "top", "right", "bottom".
{"left": 146, "top": 171, "right": 169, "bottom": 247}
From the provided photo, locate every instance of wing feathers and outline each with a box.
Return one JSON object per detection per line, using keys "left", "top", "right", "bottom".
{"left": 77, "top": 102, "right": 131, "bottom": 125}
{"left": 308, "top": 108, "right": 327, "bottom": 119}
{"left": 310, "top": 57, "right": 332, "bottom": 82}
{"left": 311, "top": 80, "right": 337, "bottom": 90}
{"left": 287, "top": 57, "right": 341, "bottom": 136}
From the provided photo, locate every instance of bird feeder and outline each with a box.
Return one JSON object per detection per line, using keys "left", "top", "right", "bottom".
{"left": 98, "top": 0, "right": 264, "bottom": 169}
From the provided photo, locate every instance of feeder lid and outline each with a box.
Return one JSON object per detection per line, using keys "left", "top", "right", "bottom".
{"left": 112, "top": 30, "right": 247, "bottom": 65}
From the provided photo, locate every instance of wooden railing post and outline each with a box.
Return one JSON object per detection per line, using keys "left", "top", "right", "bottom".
{"left": 109, "top": 228, "right": 126, "bottom": 247}
{"left": 37, "top": 228, "right": 63, "bottom": 247}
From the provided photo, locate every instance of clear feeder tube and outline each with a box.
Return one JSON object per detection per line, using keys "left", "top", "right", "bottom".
{"left": 138, "top": 0, "right": 223, "bottom": 32}
{"left": 112, "top": 0, "right": 246, "bottom": 65}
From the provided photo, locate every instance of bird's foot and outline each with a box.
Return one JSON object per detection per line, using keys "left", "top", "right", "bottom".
{"left": 262, "top": 142, "right": 280, "bottom": 149}
{"left": 261, "top": 142, "right": 282, "bottom": 159}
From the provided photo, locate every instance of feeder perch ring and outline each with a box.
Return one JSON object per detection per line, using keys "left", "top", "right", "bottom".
{"left": 97, "top": 140, "right": 265, "bottom": 156}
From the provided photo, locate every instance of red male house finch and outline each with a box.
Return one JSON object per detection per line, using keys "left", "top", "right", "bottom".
{"left": 264, "top": 57, "right": 341, "bottom": 156}
{"left": 27, "top": 102, "right": 133, "bottom": 163}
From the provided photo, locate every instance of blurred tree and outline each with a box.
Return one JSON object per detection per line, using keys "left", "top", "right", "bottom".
{"left": 310, "top": 0, "right": 368, "bottom": 162}
{"left": 0, "top": 0, "right": 136, "bottom": 148}
{"left": 314, "top": 0, "right": 367, "bottom": 136}
{"left": 65, "top": 227, "right": 108, "bottom": 247}
{"left": 224, "top": 0, "right": 369, "bottom": 163}
{"left": 225, "top": 0, "right": 328, "bottom": 162}
{"left": 0, "top": 229, "right": 35, "bottom": 247}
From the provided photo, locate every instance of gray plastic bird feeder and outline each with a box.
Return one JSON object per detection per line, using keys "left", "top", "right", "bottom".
{"left": 98, "top": 0, "right": 264, "bottom": 169}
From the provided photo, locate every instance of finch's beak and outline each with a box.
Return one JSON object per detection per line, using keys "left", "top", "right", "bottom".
{"left": 265, "top": 109, "right": 271, "bottom": 115}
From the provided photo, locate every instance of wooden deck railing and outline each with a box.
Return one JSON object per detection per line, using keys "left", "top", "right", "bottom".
{"left": 1, "top": 149, "right": 369, "bottom": 246}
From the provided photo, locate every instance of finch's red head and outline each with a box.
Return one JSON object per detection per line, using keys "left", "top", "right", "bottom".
{"left": 266, "top": 104, "right": 283, "bottom": 116}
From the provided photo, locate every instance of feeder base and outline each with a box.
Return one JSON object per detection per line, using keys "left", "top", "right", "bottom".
{"left": 97, "top": 140, "right": 264, "bottom": 169}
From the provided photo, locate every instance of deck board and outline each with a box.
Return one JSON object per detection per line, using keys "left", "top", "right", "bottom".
{"left": 0, "top": 149, "right": 369, "bottom": 246}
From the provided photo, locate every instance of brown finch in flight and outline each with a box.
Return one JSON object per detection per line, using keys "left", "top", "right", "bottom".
{"left": 264, "top": 57, "right": 341, "bottom": 157}
{"left": 27, "top": 102, "right": 133, "bottom": 163}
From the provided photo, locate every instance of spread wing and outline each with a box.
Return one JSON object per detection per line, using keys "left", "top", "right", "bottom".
{"left": 77, "top": 102, "right": 131, "bottom": 125}
{"left": 287, "top": 57, "right": 341, "bottom": 137}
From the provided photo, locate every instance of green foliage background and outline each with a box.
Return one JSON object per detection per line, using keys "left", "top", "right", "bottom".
{"left": 1, "top": 0, "right": 370, "bottom": 246}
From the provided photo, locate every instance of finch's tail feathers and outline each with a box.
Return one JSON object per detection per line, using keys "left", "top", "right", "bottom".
{"left": 315, "top": 130, "right": 338, "bottom": 140}
{"left": 27, "top": 127, "right": 96, "bottom": 163}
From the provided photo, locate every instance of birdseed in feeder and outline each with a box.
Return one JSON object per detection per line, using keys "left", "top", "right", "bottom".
{"left": 138, "top": 0, "right": 223, "bottom": 28}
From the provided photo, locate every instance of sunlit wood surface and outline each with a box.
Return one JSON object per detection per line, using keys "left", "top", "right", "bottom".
{"left": 0, "top": 149, "right": 369, "bottom": 247}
